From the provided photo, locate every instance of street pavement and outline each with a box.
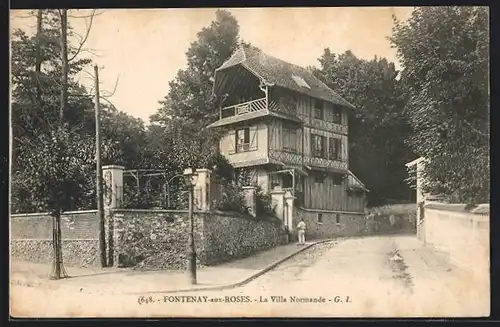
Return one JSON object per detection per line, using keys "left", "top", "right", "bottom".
{"left": 10, "top": 235, "right": 489, "bottom": 318}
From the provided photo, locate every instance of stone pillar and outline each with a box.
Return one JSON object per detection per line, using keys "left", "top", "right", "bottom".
{"left": 102, "top": 165, "right": 125, "bottom": 209}
{"left": 242, "top": 186, "right": 257, "bottom": 217}
{"left": 102, "top": 165, "right": 124, "bottom": 267}
{"left": 284, "top": 190, "right": 295, "bottom": 230}
{"left": 270, "top": 188, "right": 286, "bottom": 224}
{"left": 194, "top": 169, "right": 212, "bottom": 212}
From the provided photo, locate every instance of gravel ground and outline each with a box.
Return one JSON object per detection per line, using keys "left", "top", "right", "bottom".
{"left": 10, "top": 236, "right": 489, "bottom": 318}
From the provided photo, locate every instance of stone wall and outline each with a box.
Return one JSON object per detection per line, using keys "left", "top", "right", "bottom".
{"left": 294, "top": 208, "right": 366, "bottom": 240}
{"left": 202, "top": 212, "right": 283, "bottom": 265}
{"left": 10, "top": 210, "right": 100, "bottom": 267}
{"left": 11, "top": 209, "right": 286, "bottom": 270}
{"left": 111, "top": 209, "right": 284, "bottom": 270}
{"left": 111, "top": 209, "right": 205, "bottom": 270}
{"left": 423, "top": 202, "right": 489, "bottom": 277}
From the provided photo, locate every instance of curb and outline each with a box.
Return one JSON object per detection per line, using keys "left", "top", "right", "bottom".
{"left": 129, "top": 239, "right": 334, "bottom": 295}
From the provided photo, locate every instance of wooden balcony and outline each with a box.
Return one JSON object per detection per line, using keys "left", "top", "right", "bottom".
{"left": 221, "top": 97, "right": 267, "bottom": 119}
{"left": 209, "top": 97, "right": 302, "bottom": 129}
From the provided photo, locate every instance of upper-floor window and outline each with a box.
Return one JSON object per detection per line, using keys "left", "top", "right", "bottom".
{"left": 283, "top": 126, "right": 297, "bottom": 153}
{"left": 236, "top": 128, "right": 250, "bottom": 153}
{"left": 328, "top": 137, "right": 342, "bottom": 161}
{"left": 332, "top": 106, "right": 342, "bottom": 124}
{"left": 311, "top": 134, "right": 326, "bottom": 159}
{"left": 314, "top": 99, "right": 324, "bottom": 120}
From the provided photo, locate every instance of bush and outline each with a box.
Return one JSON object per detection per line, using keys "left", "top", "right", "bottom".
{"left": 255, "top": 185, "right": 276, "bottom": 217}
{"left": 212, "top": 181, "right": 248, "bottom": 214}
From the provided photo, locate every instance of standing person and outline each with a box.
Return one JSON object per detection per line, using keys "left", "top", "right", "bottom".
{"left": 297, "top": 218, "right": 306, "bottom": 245}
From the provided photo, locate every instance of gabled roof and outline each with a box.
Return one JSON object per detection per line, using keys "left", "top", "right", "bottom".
{"left": 214, "top": 47, "right": 355, "bottom": 109}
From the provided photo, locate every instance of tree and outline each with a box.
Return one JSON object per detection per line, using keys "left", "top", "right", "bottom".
{"left": 390, "top": 6, "right": 489, "bottom": 204}
{"left": 312, "top": 49, "right": 413, "bottom": 206}
{"left": 149, "top": 9, "right": 245, "bottom": 176}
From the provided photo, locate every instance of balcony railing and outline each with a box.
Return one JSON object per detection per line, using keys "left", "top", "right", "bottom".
{"left": 221, "top": 97, "right": 267, "bottom": 119}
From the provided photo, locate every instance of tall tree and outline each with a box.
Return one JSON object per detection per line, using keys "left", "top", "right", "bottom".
{"left": 390, "top": 6, "right": 489, "bottom": 204}
{"left": 149, "top": 9, "right": 243, "bottom": 173}
{"left": 152, "top": 9, "right": 241, "bottom": 127}
{"left": 312, "top": 49, "right": 413, "bottom": 205}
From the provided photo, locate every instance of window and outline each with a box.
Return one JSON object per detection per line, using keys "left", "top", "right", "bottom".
{"left": 236, "top": 127, "right": 250, "bottom": 153}
{"left": 314, "top": 99, "right": 324, "bottom": 120}
{"left": 332, "top": 173, "right": 343, "bottom": 185}
{"left": 292, "top": 75, "right": 311, "bottom": 89}
{"left": 283, "top": 126, "right": 297, "bottom": 153}
{"left": 311, "top": 134, "right": 326, "bottom": 159}
{"left": 313, "top": 171, "right": 326, "bottom": 183}
{"left": 282, "top": 174, "right": 293, "bottom": 188}
{"left": 336, "top": 214, "right": 340, "bottom": 224}
{"left": 328, "top": 137, "right": 341, "bottom": 161}
{"left": 332, "top": 106, "right": 342, "bottom": 124}
{"left": 317, "top": 213, "right": 323, "bottom": 224}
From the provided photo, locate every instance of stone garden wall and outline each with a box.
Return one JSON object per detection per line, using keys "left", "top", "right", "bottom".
{"left": 10, "top": 210, "right": 100, "bottom": 267}
{"left": 11, "top": 209, "right": 285, "bottom": 270}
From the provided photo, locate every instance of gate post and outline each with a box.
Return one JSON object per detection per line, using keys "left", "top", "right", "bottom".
{"left": 102, "top": 165, "right": 124, "bottom": 267}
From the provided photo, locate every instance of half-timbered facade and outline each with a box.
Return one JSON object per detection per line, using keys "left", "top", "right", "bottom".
{"left": 208, "top": 47, "right": 368, "bottom": 214}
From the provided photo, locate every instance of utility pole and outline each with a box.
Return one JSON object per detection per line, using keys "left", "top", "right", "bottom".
{"left": 94, "top": 64, "right": 107, "bottom": 268}
{"left": 59, "top": 9, "right": 68, "bottom": 124}
{"left": 35, "top": 10, "right": 43, "bottom": 103}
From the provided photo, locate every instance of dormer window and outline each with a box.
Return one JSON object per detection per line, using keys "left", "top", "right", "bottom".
{"left": 292, "top": 75, "right": 311, "bottom": 89}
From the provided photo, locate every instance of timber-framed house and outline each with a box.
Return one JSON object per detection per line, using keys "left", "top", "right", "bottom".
{"left": 208, "top": 46, "right": 368, "bottom": 216}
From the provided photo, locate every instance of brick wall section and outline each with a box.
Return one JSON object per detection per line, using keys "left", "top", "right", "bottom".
{"left": 10, "top": 211, "right": 100, "bottom": 267}
{"left": 423, "top": 202, "right": 489, "bottom": 276}
{"left": 294, "top": 209, "right": 366, "bottom": 240}
{"left": 11, "top": 211, "right": 99, "bottom": 239}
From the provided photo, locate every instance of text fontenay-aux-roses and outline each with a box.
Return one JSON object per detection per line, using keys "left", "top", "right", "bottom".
{"left": 138, "top": 295, "right": 351, "bottom": 305}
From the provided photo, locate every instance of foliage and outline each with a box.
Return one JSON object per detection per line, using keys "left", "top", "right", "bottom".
{"left": 312, "top": 50, "right": 413, "bottom": 206}
{"left": 12, "top": 125, "right": 94, "bottom": 215}
{"left": 147, "top": 10, "right": 246, "bottom": 188}
{"left": 390, "top": 6, "right": 489, "bottom": 204}
{"left": 255, "top": 185, "right": 276, "bottom": 218}
{"left": 212, "top": 181, "right": 248, "bottom": 214}
{"left": 11, "top": 10, "right": 150, "bottom": 213}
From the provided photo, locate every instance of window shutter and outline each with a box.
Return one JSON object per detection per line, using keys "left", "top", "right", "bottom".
{"left": 249, "top": 126, "right": 258, "bottom": 151}
{"left": 339, "top": 139, "right": 344, "bottom": 161}
{"left": 310, "top": 135, "right": 315, "bottom": 157}
{"left": 322, "top": 136, "right": 327, "bottom": 158}
{"left": 228, "top": 130, "right": 236, "bottom": 154}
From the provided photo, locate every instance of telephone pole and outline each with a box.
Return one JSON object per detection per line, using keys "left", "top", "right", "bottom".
{"left": 94, "top": 65, "right": 107, "bottom": 268}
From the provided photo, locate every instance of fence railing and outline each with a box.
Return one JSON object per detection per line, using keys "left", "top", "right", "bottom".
{"left": 220, "top": 97, "right": 267, "bottom": 119}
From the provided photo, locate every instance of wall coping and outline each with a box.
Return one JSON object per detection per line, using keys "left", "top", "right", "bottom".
{"left": 298, "top": 207, "right": 366, "bottom": 216}
{"left": 195, "top": 169, "right": 212, "bottom": 173}
{"left": 108, "top": 208, "right": 279, "bottom": 223}
{"left": 425, "top": 201, "right": 490, "bottom": 215}
{"left": 242, "top": 186, "right": 257, "bottom": 190}
{"left": 11, "top": 210, "right": 98, "bottom": 218}
{"left": 102, "top": 165, "right": 125, "bottom": 170}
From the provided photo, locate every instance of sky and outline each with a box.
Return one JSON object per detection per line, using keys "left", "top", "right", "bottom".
{"left": 10, "top": 7, "right": 414, "bottom": 124}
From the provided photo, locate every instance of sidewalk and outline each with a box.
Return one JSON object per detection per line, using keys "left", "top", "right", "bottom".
{"left": 11, "top": 239, "right": 333, "bottom": 295}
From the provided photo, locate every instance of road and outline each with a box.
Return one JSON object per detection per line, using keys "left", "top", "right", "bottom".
{"left": 10, "top": 235, "right": 489, "bottom": 318}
